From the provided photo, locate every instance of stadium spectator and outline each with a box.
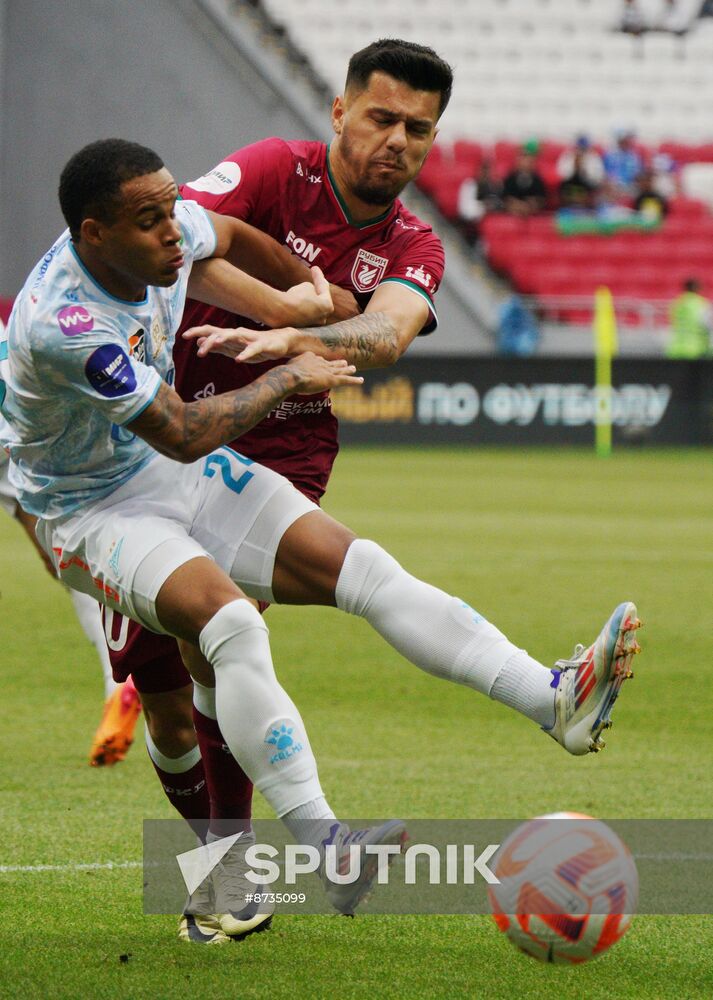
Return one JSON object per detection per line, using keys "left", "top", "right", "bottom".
{"left": 1, "top": 137, "right": 640, "bottom": 948}
{"left": 650, "top": 151, "right": 681, "bottom": 199}
{"left": 558, "top": 147, "right": 601, "bottom": 212}
{"left": 457, "top": 157, "right": 502, "bottom": 244}
{"left": 666, "top": 278, "right": 713, "bottom": 357}
{"left": 502, "top": 143, "right": 547, "bottom": 217}
{"left": 603, "top": 129, "right": 645, "bottom": 198}
{"left": 556, "top": 135, "right": 605, "bottom": 189}
{"left": 700, "top": 0, "right": 713, "bottom": 16}
{"left": 619, "top": 0, "right": 647, "bottom": 35}
{"left": 633, "top": 167, "right": 669, "bottom": 221}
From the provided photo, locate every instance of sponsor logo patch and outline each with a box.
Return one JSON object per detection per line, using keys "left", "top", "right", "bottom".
{"left": 351, "top": 249, "right": 389, "bottom": 292}
{"left": 193, "top": 382, "right": 216, "bottom": 399}
{"left": 187, "top": 161, "right": 241, "bottom": 195}
{"left": 286, "top": 230, "right": 322, "bottom": 263}
{"left": 107, "top": 537, "right": 124, "bottom": 576}
{"left": 404, "top": 264, "right": 434, "bottom": 290}
{"left": 264, "top": 720, "right": 304, "bottom": 765}
{"left": 85, "top": 345, "right": 136, "bottom": 397}
{"left": 128, "top": 329, "right": 146, "bottom": 364}
{"left": 57, "top": 305, "right": 94, "bottom": 336}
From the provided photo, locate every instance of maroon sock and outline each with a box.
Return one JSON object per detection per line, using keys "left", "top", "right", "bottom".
{"left": 149, "top": 754, "right": 210, "bottom": 842}
{"left": 193, "top": 707, "right": 254, "bottom": 837}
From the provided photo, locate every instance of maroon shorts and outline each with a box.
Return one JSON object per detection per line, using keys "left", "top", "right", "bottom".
{"left": 106, "top": 480, "right": 323, "bottom": 694}
{"left": 104, "top": 600, "right": 273, "bottom": 694}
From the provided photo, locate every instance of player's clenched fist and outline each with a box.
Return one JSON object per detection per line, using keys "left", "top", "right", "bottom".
{"left": 282, "top": 265, "right": 334, "bottom": 327}
{"left": 283, "top": 352, "right": 363, "bottom": 394}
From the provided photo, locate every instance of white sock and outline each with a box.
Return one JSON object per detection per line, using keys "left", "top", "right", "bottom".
{"left": 69, "top": 588, "right": 116, "bottom": 697}
{"left": 192, "top": 680, "right": 217, "bottom": 720}
{"left": 490, "top": 653, "right": 557, "bottom": 728}
{"left": 282, "top": 796, "right": 336, "bottom": 851}
{"left": 335, "top": 539, "right": 556, "bottom": 725}
{"left": 200, "top": 599, "right": 329, "bottom": 818}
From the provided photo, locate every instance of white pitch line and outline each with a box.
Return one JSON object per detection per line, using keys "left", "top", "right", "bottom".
{"left": 0, "top": 860, "right": 143, "bottom": 873}
{"left": 2, "top": 853, "right": 712, "bottom": 875}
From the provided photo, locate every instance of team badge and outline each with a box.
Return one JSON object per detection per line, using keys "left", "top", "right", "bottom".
{"left": 150, "top": 317, "right": 167, "bottom": 356}
{"left": 351, "top": 249, "right": 389, "bottom": 292}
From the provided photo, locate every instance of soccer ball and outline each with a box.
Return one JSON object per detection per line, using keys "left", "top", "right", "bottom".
{"left": 488, "top": 811, "right": 638, "bottom": 964}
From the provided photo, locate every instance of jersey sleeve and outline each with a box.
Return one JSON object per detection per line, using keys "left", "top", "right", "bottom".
{"left": 380, "top": 229, "right": 445, "bottom": 334}
{"left": 35, "top": 304, "right": 162, "bottom": 426}
{"left": 175, "top": 199, "right": 217, "bottom": 263}
{"left": 180, "top": 138, "right": 293, "bottom": 222}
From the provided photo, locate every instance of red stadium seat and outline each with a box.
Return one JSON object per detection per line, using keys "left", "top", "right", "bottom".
{"left": 668, "top": 197, "right": 710, "bottom": 219}
{"left": 452, "top": 140, "right": 485, "bottom": 172}
{"left": 0, "top": 297, "right": 13, "bottom": 324}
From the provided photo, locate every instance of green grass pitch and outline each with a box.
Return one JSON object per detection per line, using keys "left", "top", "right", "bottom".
{"left": 1, "top": 446, "right": 712, "bottom": 999}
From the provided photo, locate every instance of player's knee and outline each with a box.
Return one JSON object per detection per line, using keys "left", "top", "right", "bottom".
{"left": 199, "top": 599, "right": 269, "bottom": 674}
{"left": 142, "top": 687, "right": 196, "bottom": 756}
{"left": 177, "top": 638, "right": 215, "bottom": 687}
{"left": 144, "top": 712, "right": 196, "bottom": 757}
{"left": 335, "top": 538, "right": 402, "bottom": 617}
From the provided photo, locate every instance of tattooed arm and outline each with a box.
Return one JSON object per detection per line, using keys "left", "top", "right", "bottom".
{"left": 182, "top": 281, "right": 431, "bottom": 370}
{"left": 127, "top": 354, "right": 362, "bottom": 463}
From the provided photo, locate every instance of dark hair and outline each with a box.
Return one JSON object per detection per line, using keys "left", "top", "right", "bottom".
{"left": 59, "top": 138, "right": 165, "bottom": 239}
{"left": 346, "top": 38, "right": 453, "bottom": 118}
{"left": 684, "top": 277, "right": 701, "bottom": 292}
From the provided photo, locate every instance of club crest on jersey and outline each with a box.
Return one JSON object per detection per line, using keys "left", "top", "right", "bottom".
{"left": 351, "top": 249, "right": 389, "bottom": 292}
{"left": 150, "top": 317, "right": 167, "bottom": 356}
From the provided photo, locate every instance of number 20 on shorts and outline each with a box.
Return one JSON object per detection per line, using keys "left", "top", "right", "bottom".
{"left": 202, "top": 447, "right": 254, "bottom": 494}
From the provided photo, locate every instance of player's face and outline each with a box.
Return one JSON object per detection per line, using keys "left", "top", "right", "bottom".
{"left": 95, "top": 168, "right": 184, "bottom": 297}
{"left": 331, "top": 72, "right": 440, "bottom": 209}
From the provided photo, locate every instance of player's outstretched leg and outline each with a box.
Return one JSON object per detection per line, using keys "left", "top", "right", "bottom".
{"left": 544, "top": 601, "right": 641, "bottom": 754}
{"left": 269, "top": 518, "right": 641, "bottom": 756}
{"left": 333, "top": 540, "right": 641, "bottom": 756}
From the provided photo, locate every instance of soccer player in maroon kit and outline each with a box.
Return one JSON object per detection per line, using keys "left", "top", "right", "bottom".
{"left": 104, "top": 38, "right": 453, "bottom": 943}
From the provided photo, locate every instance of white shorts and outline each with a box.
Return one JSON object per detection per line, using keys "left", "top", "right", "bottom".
{"left": 35, "top": 447, "right": 318, "bottom": 633}
{"left": 0, "top": 450, "right": 17, "bottom": 518}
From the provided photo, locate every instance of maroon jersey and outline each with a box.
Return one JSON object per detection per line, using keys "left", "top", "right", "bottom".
{"left": 177, "top": 137, "right": 444, "bottom": 499}
{"left": 108, "top": 139, "right": 444, "bottom": 686}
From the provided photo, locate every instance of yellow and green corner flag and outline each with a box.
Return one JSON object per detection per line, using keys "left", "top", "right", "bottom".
{"left": 593, "top": 286, "right": 618, "bottom": 457}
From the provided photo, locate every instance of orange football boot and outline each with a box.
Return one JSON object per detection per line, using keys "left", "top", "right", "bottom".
{"left": 89, "top": 675, "right": 142, "bottom": 766}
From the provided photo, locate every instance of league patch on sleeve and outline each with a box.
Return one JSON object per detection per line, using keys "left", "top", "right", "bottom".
{"left": 57, "top": 305, "right": 95, "bottom": 336}
{"left": 186, "top": 161, "right": 242, "bottom": 195}
{"left": 85, "top": 345, "right": 137, "bottom": 398}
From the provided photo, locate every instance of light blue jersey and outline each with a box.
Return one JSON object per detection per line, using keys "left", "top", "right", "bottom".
{"left": 0, "top": 200, "right": 216, "bottom": 520}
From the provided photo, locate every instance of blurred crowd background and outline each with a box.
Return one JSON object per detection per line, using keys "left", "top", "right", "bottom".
{"left": 3, "top": 0, "right": 713, "bottom": 357}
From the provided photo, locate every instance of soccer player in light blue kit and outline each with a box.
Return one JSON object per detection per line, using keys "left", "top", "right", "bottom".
{"left": 1, "top": 139, "right": 641, "bottom": 922}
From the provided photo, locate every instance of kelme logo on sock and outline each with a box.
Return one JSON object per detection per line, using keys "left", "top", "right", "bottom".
{"left": 265, "top": 720, "right": 304, "bottom": 765}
